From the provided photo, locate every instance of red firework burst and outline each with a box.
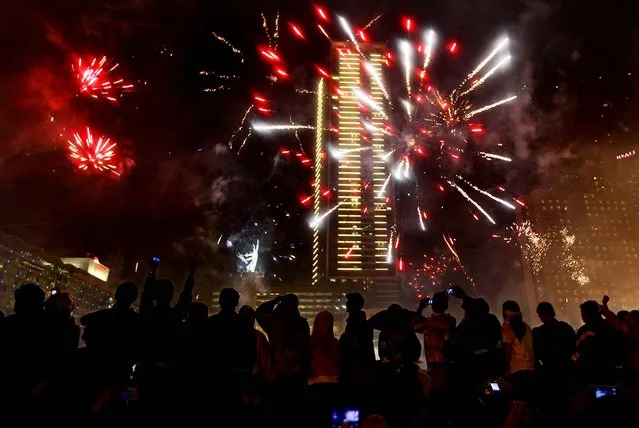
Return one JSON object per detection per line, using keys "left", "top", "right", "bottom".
{"left": 72, "top": 56, "right": 133, "bottom": 102}
{"left": 68, "top": 127, "right": 120, "bottom": 176}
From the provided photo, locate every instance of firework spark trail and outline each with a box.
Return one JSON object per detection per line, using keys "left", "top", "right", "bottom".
{"left": 422, "top": 29, "right": 436, "bottom": 70}
{"left": 443, "top": 234, "right": 460, "bottom": 263}
{"left": 237, "top": 129, "right": 253, "bottom": 153}
{"left": 448, "top": 181, "right": 496, "bottom": 224}
{"left": 73, "top": 56, "right": 132, "bottom": 102}
{"left": 238, "top": 239, "right": 260, "bottom": 272}
{"left": 228, "top": 105, "right": 254, "bottom": 148}
{"left": 203, "top": 85, "right": 229, "bottom": 92}
{"left": 399, "top": 40, "right": 413, "bottom": 95}
{"left": 261, "top": 13, "right": 273, "bottom": 48}
{"left": 479, "top": 152, "right": 512, "bottom": 162}
{"left": 352, "top": 88, "right": 388, "bottom": 118}
{"left": 309, "top": 202, "right": 343, "bottom": 228}
{"left": 337, "top": 15, "right": 363, "bottom": 55}
{"left": 330, "top": 146, "right": 367, "bottom": 160}
{"left": 465, "top": 95, "right": 517, "bottom": 118}
{"left": 363, "top": 61, "right": 390, "bottom": 100}
{"left": 386, "top": 237, "right": 394, "bottom": 263}
{"left": 377, "top": 174, "right": 392, "bottom": 197}
{"left": 457, "top": 176, "right": 516, "bottom": 210}
{"left": 363, "top": 13, "right": 383, "bottom": 30}
{"left": 68, "top": 127, "right": 119, "bottom": 175}
{"left": 252, "top": 122, "right": 315, "bottom": 132}
{"left": 560, "top": 228, "right": 590, "bottom": 285}
{"left": 464, "top": 37, "right": 509, "bottom": 83}
{"left": 274, "top": 12, "right": 280, "bottom": 48}
{"left": 211, "top": 31, "right": 244, "bottom": 61}
{"left": 460, "top": 55, "right": 511, "bottom": 96}
{"left": 417, "top": 207, "right": 426, "bottom": 231}
{"left": 317, "top": 24, "right": 331, "bottom": 41}
{"left": 401, "top": 99, "right": 413, "bottom": 118}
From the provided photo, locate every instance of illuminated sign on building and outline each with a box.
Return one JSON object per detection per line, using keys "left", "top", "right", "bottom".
{"left": 62, "top": 257, "right": 110, "bottom": 282}
{"left": 616, "top": 150, "right": 636, "bottom": 160}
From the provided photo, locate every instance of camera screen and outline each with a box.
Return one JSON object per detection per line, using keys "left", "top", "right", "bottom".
{"left": 595, "top": 386, "right": 616, "bottom": 399}
{"left": 489, "top": 382, "right": 500, "bottom": 391}
{"left": 332, "top": 408, "right": 360, "bottom": 428}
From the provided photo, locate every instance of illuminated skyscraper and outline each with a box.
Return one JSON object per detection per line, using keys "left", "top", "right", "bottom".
{"left": 312, "top": 42, "right": 398, "bottom": 306}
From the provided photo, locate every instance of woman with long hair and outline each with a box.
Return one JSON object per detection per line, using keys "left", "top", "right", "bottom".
{"left": 502, "top": 301, "right": 534, "bottom": 373}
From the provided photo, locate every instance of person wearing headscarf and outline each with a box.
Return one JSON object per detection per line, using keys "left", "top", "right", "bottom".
{"left": 502, "top": 301, "right": 534, "bottom": 373}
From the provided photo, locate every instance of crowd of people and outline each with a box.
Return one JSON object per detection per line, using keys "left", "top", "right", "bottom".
{"left": 1, "top": 262, "right": 639, "bottom": 427}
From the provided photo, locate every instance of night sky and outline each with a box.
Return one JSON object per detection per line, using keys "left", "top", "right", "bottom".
{"left": 0, "top": 0, "right": 637, "bottom": 294}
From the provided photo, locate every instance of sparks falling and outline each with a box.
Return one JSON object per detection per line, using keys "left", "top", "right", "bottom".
{"left": 68, "top": 127, "right": 120, "bottom": 176}
{"left": 72, "top": 56, "right": 133, "bottom": 102}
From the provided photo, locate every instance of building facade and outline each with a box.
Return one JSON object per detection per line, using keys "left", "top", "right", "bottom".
{"left": 522, "top": 148, "right": 639, "bottom": 324}
{"left": 0, "top": 235, "right": 111, "bottom": 318}
{"left": 311, "top": 42, "right": 399, "bottom": 307}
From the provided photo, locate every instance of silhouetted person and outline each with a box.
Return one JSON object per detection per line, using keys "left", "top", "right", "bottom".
{"left": 601, "top": 296, "right": 639, "bottom": 375}
{"left": 339, "top": 292, "right": 375, "bottom": 388}
{"left": 576, "top": 300, "right": 620, "bottom": 382}
{"left": 532, "top": 301, "right": 576, "bottom": 373}
{"left": 413, "top": 292, "right": 457, "bottom": 366}
{"left": 45, "top": 292, "right": 80, "bottom": 356}
{"left": 309, "top": 311, "right": 339, "bottom": 385}
{"left": 413, "top": 292, "right": 456, "bottom": 392}
{"left": 81, "top": 282, "right": 140, "bottom": 359}
{"left": 370, "top": 304, "right": 421, "bottom": 364}
{"left": 139, "top": 262, "right": 196, "bottom": 364}
{"left": 207, "top": 288, "right": 257, "bottom": 376}
{"left": 502, "top": 300, "right": 534, "bottom": 374}
{"left": 239, "top": 305, "right": 271, "bottom": 380}
{"left": 0, "top": 283, "right": 47, "bottom": 409}
{"left": 257, "top": 294, "right": 310, "bottom": 386}
{"left": 617, "top": 310, "right": 630, "bottom": 324}
{"left": 446, "top": 290, "right": 502, "bottom": 387}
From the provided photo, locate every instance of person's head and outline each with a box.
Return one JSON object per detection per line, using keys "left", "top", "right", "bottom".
{"left": 536, "top": 301, "right": 556, "bottom": 323}
{"left": 463, "top": 297, "right": 489, "bottom": 318}
{"left": 502, "top": 300, "right": 521, "bottom": 320}
{"left": 114, "top": 282, "right": 138, "bottom": 308}
{"left": 46, "top": 292, "right": 75, "bottom": 319}
{"left": 628, "top": 310, "right": 639, "bottom": 328}
{"left": 312, "top": 311, "right": 334, "bottom": 337}
{"left": 186, "top": 302, "right": 208, "bottom": 322}
{"left": 580, "top": 300, "right": 602, "bottom": 324}
{"left": 238, "top": 305, "right": 256, "bottom": 325}
{"left": 431, "top": 292, "right": 449, "bottom": 313}
{"left": 617, "top": 310, "right": 630, "bottom": 323}
{"left": 14, "top": 283, "right": 45, "bottom": 315}
{"left": 154, "top": 279, "right": 175, "bottom": 307}
{"left": 219, "top": 288, "right": 240, "bottom": 312}
{"left": 346, "top": 292, "right": 364, "bottom": 313}
{"left": 277, "top": 293, "right": 299, "bottom": 318}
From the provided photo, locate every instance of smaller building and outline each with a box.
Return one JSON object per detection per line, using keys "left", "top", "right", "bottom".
{"left": 0, "top": 235, "right": 111, "bottom": 319}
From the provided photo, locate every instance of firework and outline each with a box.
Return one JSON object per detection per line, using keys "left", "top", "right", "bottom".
{"left": 560, "top": 228, "right": 590, "bottom": 285}
{"left": 456, "top": 176, "right": 516, "bottom": 210}
{"left": 68, "top": 127, "right": 119, "bottom": 175}
{"left": 479, "top": 152, "right": 512, "bottom": 162}
{"left": 211, "top": 31, "right": 245, "bottom": 60}
{"left": 252, "top": 122, "right": 315, "bottom": 132}
{"left": 238, "top": 239, "right": 260, "bottom": 272}
{"left": 417, "top": 207, "right": 426, "bottom": 231}
{"left": 448, "top": 181, "right": 496, "bottom": 224}
{"left": 72, "top": 56, "right": 133, "bottom": 102}
{"left": 398, "top": 40, "right": 414, "bottom": 95}
{"left": 465, "top": 95, "right": 518, "bottom": 118}
{"left": 309, "top": 202, "right": 343, "bottom": 228}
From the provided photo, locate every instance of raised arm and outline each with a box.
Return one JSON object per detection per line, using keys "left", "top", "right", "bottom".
{"left": 256, "top": 296, "right": 281, "bottom": 335}
{"left": 413, "top": 298, "right": 430, "bottom": 332}
{"left": 174, "top": 263, "right": 197, "bottom": 320}
{"left": 601, "top": 295, "right": 628, "bottom": 334}
{"left": 139, "top": 258, "right": 160, "bottom": 316}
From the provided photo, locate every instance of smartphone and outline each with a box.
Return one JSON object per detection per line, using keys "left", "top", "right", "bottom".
{"left": 152, "top": 256, "right": 160, "bottom": 263}
{"left": 594, "top": 386, "right": 616, "bottom": 399}
{"left": 332, "top": 408, "right": 360, "bottom": 428}
{"left": 121, "top": 387, "right": 138, "bottom": 401}
{"left": 445, "top": 288, "right": 454, "bottom": 296}
{"left": 427, "top": 298, "right": 434, "bottom": 305}
{"left": 489, "top": 381, "right": 500, "bottom": 392}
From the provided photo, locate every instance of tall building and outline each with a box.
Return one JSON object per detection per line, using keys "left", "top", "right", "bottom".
{"left": 522, "top": 146, "right": 639, "bottom": 324}
{"left": 0, "top": 235, "right": 111, "bottom": 318}
{"left": 311, "top": 42, "right": 398, "bottom": 307}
